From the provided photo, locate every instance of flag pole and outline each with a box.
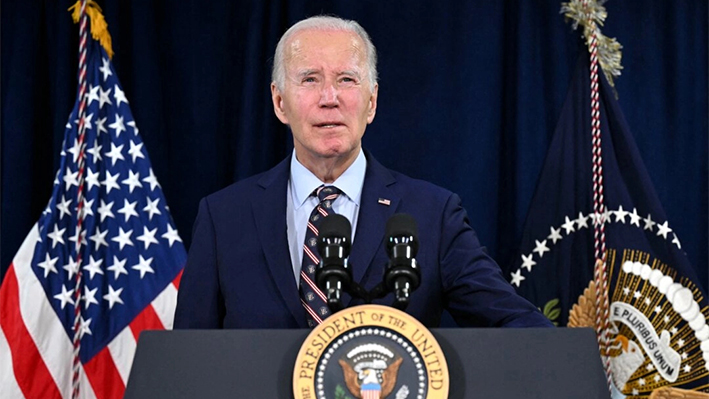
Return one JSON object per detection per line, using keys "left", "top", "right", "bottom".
{"left": 560, "top": 0, "right": 624, "bottom": 393}
{"left": 69, "top": 1, "right": 90, "bottom": 397}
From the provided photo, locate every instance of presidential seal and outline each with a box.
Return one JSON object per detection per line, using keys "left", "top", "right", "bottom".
{"left": 293, "top": 304, "right": 448, "bottom": 399}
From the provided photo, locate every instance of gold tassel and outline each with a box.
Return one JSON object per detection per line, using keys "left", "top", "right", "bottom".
{"left": 560, "top": 0, "right": 623, "bottom": 88}
{"left": 68, "top": 0, "right": 114, "bottom": 59}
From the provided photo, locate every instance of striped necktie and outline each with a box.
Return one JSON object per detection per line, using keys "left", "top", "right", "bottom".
{"left": 300, "top": 185, "right": 342, "bottom": 327}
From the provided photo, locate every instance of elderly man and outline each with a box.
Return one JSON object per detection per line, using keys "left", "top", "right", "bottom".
{"left": 174, "top": 16, "right": 551, "bottom": 329}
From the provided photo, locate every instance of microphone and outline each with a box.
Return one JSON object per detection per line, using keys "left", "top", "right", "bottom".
{"left": 384, "top": 213, "right": 421, "bottom": 310}
{"left": 315, "top": 214, "right": 353, "bottom": 312}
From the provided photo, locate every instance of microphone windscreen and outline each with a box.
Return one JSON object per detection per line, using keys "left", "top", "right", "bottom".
{"left": 318, "top": 214, "right": 352, "bottom": 241}
{"left": 385, "top": 213, "right": 418, "bottom": 240}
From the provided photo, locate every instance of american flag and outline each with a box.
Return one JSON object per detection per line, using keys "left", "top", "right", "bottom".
{"left": 0, "top": 35, "right": 187, "bottom": 398}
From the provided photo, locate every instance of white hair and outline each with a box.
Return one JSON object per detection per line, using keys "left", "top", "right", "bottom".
{"left": 272, "top": 15, "right": 378, "bottom": 92}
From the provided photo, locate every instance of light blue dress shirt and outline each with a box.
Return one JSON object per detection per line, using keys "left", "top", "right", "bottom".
{"left": 286, "top": 149, "right": 367, "bottom": 283}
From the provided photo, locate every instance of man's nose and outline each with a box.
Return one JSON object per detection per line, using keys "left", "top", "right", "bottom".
{"left": 318, "top": 84, "right": 339, "bottom": 107}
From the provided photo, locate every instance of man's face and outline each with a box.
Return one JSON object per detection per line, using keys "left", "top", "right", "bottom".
{"left": 271, "top": 29, "right": 378, "bottom": 166}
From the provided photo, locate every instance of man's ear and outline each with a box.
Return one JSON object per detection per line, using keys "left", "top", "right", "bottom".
{"left": 271, "top": 82, "right": 289, "bottom": 124}
{"left": 366, "top": 83, "right": 378, "bottom": 124}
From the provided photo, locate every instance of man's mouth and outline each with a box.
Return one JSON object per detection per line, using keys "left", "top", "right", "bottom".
{"left": 314, "top": 122, "right": 344, "bottom": 128}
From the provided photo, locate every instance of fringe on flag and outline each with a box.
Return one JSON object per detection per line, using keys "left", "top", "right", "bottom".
{"left": 68, "top": 0, "right": 114, "bottom": 59}
{"left": 560, "top": 0, "right": 623, "bottom": 88}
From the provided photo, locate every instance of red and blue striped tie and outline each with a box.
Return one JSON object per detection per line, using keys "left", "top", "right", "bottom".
{"left": 300, "top": 185, "right": 342, "bottom": 327}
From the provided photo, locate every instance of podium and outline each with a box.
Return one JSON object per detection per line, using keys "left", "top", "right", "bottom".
{"left": 124, "top": 327, "right": 609, "bottom": 398}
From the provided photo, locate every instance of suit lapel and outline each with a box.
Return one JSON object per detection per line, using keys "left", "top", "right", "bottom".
{"left": 349, "top": 152, "right": 400, "bottom": 302}
{"left": 251, "top": 156, "right": 308, "bottom": 328}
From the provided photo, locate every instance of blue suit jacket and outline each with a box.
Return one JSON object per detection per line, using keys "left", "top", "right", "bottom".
{"left": 174, "top": 152, "right": 551, "bottom": 329}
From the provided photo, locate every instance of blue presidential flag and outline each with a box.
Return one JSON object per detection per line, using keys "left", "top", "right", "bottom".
{"left": 510, "top": 54, "right": 709, "bottom": 396}
{"left": 0, "top": 26, "right": 186, "bottom": 399}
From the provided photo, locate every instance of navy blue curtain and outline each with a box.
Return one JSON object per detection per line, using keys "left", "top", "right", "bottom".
{"left": 2, "top": 0, "right": 706, "bottom": 292}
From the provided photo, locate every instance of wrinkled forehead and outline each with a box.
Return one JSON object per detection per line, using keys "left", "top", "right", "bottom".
{"left": 284, "top": 29, "right": 368, "bottom": 71}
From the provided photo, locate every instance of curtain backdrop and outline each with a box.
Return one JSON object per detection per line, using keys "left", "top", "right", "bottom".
{"left": 2, "top": 0, "right": 706, "bottom": 292}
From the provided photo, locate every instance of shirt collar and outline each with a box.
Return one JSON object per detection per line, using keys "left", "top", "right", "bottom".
{"left": 289, "top": 149, "right": 367, "bottom": 209}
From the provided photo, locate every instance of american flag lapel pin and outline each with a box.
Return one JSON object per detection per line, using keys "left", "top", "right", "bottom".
{"left": 377, "top": 198, "right": 391, "bottom": 206}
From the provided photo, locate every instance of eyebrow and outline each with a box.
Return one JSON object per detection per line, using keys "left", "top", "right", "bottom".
{"left": 295, "top": 69, "right": 362, "bottom": 79}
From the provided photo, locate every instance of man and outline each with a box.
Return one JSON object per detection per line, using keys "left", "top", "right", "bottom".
{"left": 174, "top": 15, "right": 551, "bottom": 329}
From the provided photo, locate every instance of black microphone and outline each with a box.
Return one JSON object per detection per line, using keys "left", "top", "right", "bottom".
{"left": 315, "top": 214, "right": 353, "bottom": 312}
{"left": 384, "top": 213, "right": 421, "bottom": 310}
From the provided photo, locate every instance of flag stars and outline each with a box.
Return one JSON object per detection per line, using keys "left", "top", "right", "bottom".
{"left": 643, "top": 214, "right": 656, "bottom": 231}
{"left": 87, "top": 140, "right": 103, "bottom": 162}
{"left": 646, "top": 363, "right": 654, "bottom": 371}
{"left": 562, "top": 216, "right": 576, "bottom": 234}
{"left": 47, "top": 224, "right": 66, "bottom": 248}
{"left": 622, "top": 287, "right": 630, "bottom": 296}
{"left": 143, "top": 168, "right": 160, "bottom": 190}
{"left": 638, "top": 378, "right": 645, "bottom": 386}
{"left": 132, "top": 255, "right": 155, "bottom": 279}
{"left": 63, "top": 168, "right": 79, "bottom": 190}
{"left": 79, "top": 316, "right": 92, "bottom": 339}
{"left": 109, "top": 114, "right": 126, "bottom": 137}
{"left": 122, "top": 170, "right": 143, "bottom": 193}
{"left": 53, "top": 285, "right": 75, "bottom": 309}
{"left": 162, "top": 224, "right": 182, "bottom": 247}
{"left": 99, "top": 58, "right": 112, "bottom": 81}
{"left": 628, "top": 208, "right": 641, "bottom": 226}
{"left": 56, "top": 195, "right": 73, "bottom": 219}
{"left": 83, "top": 286, "right": 99, "bottom": 309}
{"left": 143, "top": 198, "right": 162, "bottom": 221}
{"left": 89, "top": 227, "right": 108, "bottom": 250}
{"left": 63, "top": 257, "right": 79, "bottom": 279}
{"left": 112, "top": 227, "right": 134, "bottom": 250}
{"left": 117, "top": 199, "right": 139, "bottom": 222}
{"left": 614, "top": 205, "right": 629, "bottom": 223}
{"left": 654, "top": 305, "right": 662, "bottom": 314}
{"left": 96, "top": 116, "right": 108, "bottom": 136}
{"left": 107, "top": 256, "right": 128, "bottom": 279}
{"left": 664, "top": 315, "right": 670, "bottom": 323}
{"left": 681, "top": 351, "right": 688, "bottom": 360}
{"left": 37, "top": 253, "right": 59, "bottom": 278}
{"left": 632, "top": 389, "right": 639, "bottom": 396}
{"left": 633, "top": 291, "right": 642, "bottom": 299}
{"left": 137, "top": 226, "right": 159, "bottom": 250}
{"left": 510, "top": 269, "right": 525, "bottom": 287}
{"left": 533, "top": 240, "right": 550, "bottom": 258}
{"left": 521, "top": 254, "right": 536, "bottom": 272}
{"left": 76, "top": 198, "right": 95, "bottom": 218}
{"left": 75, "top": 113, "right": 93, "bottom": 131}
{"left": 644, "top": 298, "right": 651, "bottom": 306}
{"left": 656, "top": 221, "right": 672, "bottom": 239}
{"left": 102, "top": 171, "right": 121, "bottom": 194}
{"left": 670, "top": 327, "right": 678, "bottom": 335}
{"left": 83, "top": 255, "right": 104, "bottom": 280}
{"left": 114, "top": 84, "right": 129, "bottom": 107}
{"left": 68, "top": 227, "right": 87, "bottom": 247}
{"left": 683, "top": 365, "right": 691, "bottom": 373}
{"left": 548, "top": 226, "right": 562, "bottom": 244}
{"left": 103, "top": 285, "right": 125, "bottom": 309}
{"left": 127, "top": 120, "right": 139, "bottom": 135}
{"left": 86, "top": 85, "right": 100, "bottom": 105}
{"left": 653, "top": 375, "right": 661, "bottom": 383}
{"left": 671, "top": 234, "right": 681, "bottom": 249}
{"left": 85, "top": 168, "right": 100, "bottom": 191}
{"left": 98, "top": 86, "right": 112, "bottom": 108}
{"left": 97, "top": 200, "right": 115, "bottom": 222}
{"left": 67, "top": 138, "right": 83, "bottom": 163}
{"left": 575, "top": 212, "right": 589, "bottom": 229}
{"left": 128, "top": 140, "right": 145, "bottom": 162}
{"left": 105, "top": 143, "right": 125, "bottom": 166}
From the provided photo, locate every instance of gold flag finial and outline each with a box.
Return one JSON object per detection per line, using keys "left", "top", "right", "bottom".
{"left": 68, "top": 0, "right": 114, "bottom": 59}
{"left": 560, "top": 0, "right": 623, "bottom": 88}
